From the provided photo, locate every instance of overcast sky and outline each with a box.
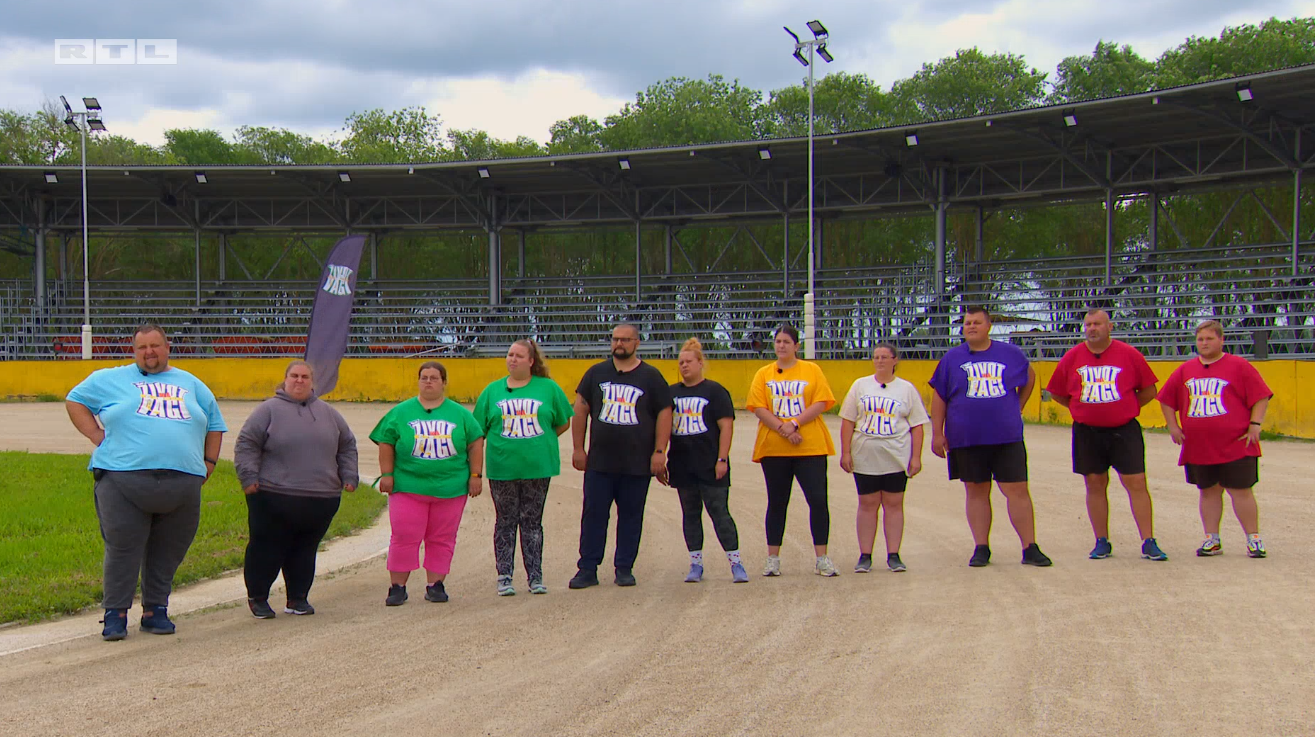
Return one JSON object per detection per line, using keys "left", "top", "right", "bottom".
{"left": 1, "top": 0, "right": 1312, "bottom": 147}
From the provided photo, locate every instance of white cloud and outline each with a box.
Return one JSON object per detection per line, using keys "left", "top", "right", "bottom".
{"left": 110, "top": 108, "right": 222, "bottom": 147}
{"left": 420, "top": 69, "right": 629, "bottom": 144}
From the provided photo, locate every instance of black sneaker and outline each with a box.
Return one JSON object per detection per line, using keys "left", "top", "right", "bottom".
{"left": 614, "top": 568, "right": 637, "bottom": 587}
{"left": 1022, "top": 543, "right": 1053, "bottom": 567}
{"left": 854, "top": 554, "right": 873, "bottom": 573}
{"left": 568, "top": 569, "right": 599, "bottom": 589}
{"left": 425, "top": 581, "right": 449, "bottom": 603}
{"left": 968, "top": 545, "right": 991, "bottom": 567}
{"left": 139, "top": 605, "right": 176, "bottom": 635}
{"left": 248, "top": 598, "right": 277, "bottom": 619}
{"left": 101, "top": 608, "right": 128, "bottom": 641}
{"left": 284, "top": 600, "right": 315, "bottom": 615}
{"left": 385, "top": 584, "right": 408, "bottom": 606}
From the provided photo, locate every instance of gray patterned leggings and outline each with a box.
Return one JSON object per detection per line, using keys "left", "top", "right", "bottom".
{"left": 489, "top": 478, "right": 551, "bottom": 581}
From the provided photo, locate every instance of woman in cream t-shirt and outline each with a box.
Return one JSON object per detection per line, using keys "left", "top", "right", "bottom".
{"left": 839, "top": 343, "right": 929, "bottom": 573}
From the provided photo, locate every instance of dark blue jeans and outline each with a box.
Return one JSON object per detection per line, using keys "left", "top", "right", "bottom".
{"left": 577, "top": 471, "right": 652, "bottom": 572}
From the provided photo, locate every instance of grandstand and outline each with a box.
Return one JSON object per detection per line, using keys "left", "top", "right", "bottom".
{"left": 2, "top": 66, "right": 1313, "bottom": 360}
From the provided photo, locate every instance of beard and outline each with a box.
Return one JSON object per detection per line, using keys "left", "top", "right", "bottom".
{"left": 612, "top": 346, "right": 634, "bottom": 360}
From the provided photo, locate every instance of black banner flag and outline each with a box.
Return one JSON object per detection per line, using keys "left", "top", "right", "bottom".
{"left": 304, "top": 234, "right": 367, "bottom": 396}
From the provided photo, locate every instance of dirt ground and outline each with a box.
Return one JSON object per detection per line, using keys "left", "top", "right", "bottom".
{"left": 1, "top": 400, "right": 1312, "bottom": 736}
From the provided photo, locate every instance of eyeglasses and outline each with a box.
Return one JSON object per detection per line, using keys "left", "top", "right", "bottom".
{"left": 419, "top": 376, "right": 444, "bottom": 383}
{"left": 611, "top": 337, "right": 638, "bottom": 343}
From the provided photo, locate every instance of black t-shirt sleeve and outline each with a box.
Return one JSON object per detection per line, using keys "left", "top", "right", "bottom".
{"left": 575, "top": 364, "right": 598, "bottom": 409}
{"left": 711, "top": 383, "right": 735, "bottom": 421}
{"left": 647, "top": 367, "right": 673, "bottom": 417}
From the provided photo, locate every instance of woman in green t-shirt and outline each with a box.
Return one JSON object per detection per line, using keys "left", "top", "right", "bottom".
{"left": 474, "top": 340, "right": 573, "bottom": 596}
{"left": 369, "top": 361, "right": 485, "bottom": 606}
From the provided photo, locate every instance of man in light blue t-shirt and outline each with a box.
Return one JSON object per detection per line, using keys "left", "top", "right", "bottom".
{"left": 66, "top": 323, "right": 227, "bottom": 641}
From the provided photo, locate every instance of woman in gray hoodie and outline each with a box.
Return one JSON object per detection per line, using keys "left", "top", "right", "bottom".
{"left": 235, "top": 360, "right": 359, "bottom": 618}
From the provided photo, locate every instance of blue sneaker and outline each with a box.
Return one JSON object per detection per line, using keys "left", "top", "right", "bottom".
{"left": 139, "top": 605, "right": 176, "bottom": 635}
{"left": 101, "top": 609, "right": 128, "bottom": 641}
{"left": 730, "top": 562, "right": 749, "bottom": 583}
{"left": 684, "top": 563, "right": 703, "bottom": 583}
{"left": 1141, "top": 538, "right": 1168, "bottom": 561}
{"left": 1089, "top": 538, "right": 1113, "bottom": 559}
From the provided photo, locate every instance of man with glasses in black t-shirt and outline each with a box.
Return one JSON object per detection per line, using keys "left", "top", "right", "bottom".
{"left": 569, "top": 323, "right": 673, "bottom": 588}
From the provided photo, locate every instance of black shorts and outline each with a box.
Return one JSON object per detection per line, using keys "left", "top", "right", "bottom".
{"left": 947, "top": 442, "right": 1028, "bottom": 484}
{"left": 854, "top": 471, "right": 908, "bottom": 495}
{"left": 1071, "top": 419, "right": 1146, "bottom": 476}
{"left": 1185, "top": 457, "right": 1259, "bottom": 490}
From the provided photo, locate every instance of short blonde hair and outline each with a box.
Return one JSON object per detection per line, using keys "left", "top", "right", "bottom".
{"left": 1195, "top": 320, "right": 1224, "bottom": 339}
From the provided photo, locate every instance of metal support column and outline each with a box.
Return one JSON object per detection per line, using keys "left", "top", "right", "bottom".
{"left": 34, "top": 198, "right": 47, "bottom": 314}
{"left": 782, "top": 212, "right": 791, "bottom": 298}
{"left": 218, "top": 233, "right": 227, "bottom": 281}
{"left": 974, "top": 206, "right": 984, "bottom": 263}
{"left": 934, "top": 167, "right": 948, "bottom": 308}
{"left": 194, "top": 230, "right": 202, "bottom": 308}
{"left": 369, "top": 232, "right": 378, "bottom": 281}
{"left": 1149, "top": 194, "right": 1159, "bottom": 251}
{"left": 815, "top": 217, "right": 824, "bottom": 270}
{"left": 518, "top": 229, "right": 526, "bottom": 278}
{"left": 664, "top": 225, "right": 673, "bottom": 274}
{"left": 1104, "top": 188, "right": 1115, "bottom": 289}
{"left": 1293, "top": 128, "right": 1303, "bottom": 277}
{"left": 488, "top": 195, "right": 501, "bottom": 306}
{"left": 634, "top": 221, "right": 642, "bottom": 301}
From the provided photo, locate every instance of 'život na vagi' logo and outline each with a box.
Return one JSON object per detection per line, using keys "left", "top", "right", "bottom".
{"left": 856, "top": 394, "right": 902, "bottom": 437}
{"left": 134, "top": 382, "right": 192, "bottom": 420}
{"left": 497, "top": 398, "right": 545, "bottom": 438}
{"left": 322, "top": 264, "right": 354, "bottom": 296}
{"left": 409, "top": 419, "right": 458, "bottom": 459}
{"left": 598, "top": 382, "right": 643, "bottom": 425}
{"left": 1077, "top": 365, "right": 1123, "bottom": 404}
{"left": 961, "top": 361, "right": 1007, "bottom": 399}
{"left": 767, "top": 380, "right": 808, "bottom": 418}
{"left": 673, "top": 396, "right": 710, "bottom": 436}
{"left": 1186, "top": 377, "right": 1230, "bottom": 419}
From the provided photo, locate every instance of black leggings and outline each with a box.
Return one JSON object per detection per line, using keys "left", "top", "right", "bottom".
{"left": 761, "top": 455, "right": 829, "bottom": 547}
{"left": 677, "top": 484, "right": 740, "bottom": 552}
{"left": 489, "top": 478, "right": 551, "bottom": 581}
{"left": 244, "top": 491, "right": 340, "bottom": 602}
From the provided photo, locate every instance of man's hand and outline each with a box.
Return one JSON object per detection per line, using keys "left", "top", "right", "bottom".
{"left": 1167, "top": 426, "right": 1185, "bottom": 446}
{"left": 715, "top": 459, "right": 729, "bottom": 480}
{"left": 344, "top": 483, "right": 357, "bottom": 493}
{"left": 572, "top": 449, "right": 588, "bottom": 472}
{"left": 651, "top": 452, "right": 669, "bottom": 485}
{"left": 1239, "top": 424, "right": 1262, "bottom": 447}
{"left": 931, "top": 433, "right": 948, "bottom": 459}
{"left": 243, "top": 483, "right": 259, "bottom": 495}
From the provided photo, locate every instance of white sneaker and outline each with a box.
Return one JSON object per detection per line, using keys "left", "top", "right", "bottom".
{"left": 762, "top": 555, "right": 781, "bottom": 577}
{"left": 815, "top": 556, "right": 839, "bottom": 577}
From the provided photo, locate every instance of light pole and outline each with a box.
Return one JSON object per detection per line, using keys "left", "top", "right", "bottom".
{"left": 60, "top": 95, "right": 105, "bottom": 360}
{"left": 785, "top": 21, "right": 833, "bottom": 359}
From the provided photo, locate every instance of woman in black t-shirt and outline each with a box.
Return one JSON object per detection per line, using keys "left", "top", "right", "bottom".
{"left": 667, "top": 338, "right": 748, "bottom": 583}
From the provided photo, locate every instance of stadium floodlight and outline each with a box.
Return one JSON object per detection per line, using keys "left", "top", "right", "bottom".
{"left": 784, "top": 20, "right": 836, "bottom": 359}
{"left": 1063, "top": 110, "right": 1078, "bottom": 127}
{"left": 905, "top": 132, "right": 919, "bottom": 147}
{"left": 44, "top": 172, "right": 59, "bottom": 184}
{"left": 194, "top": 172, "right": 207, "bottom": 184}
{"left": 1236, "top": 82, "right": 1254, "bottom": 103}
{"left": 618, "top": 158, "right": 631, "bottom": 170}
{"left": 478, "top": 167, "right": 491, "bottom": 178}
{"left": 758, "top": 146, "right": 772, "bottom": 160}
{"left": 60, "top": 94, "right": 103, "bottom": 358}
{"left": 338, "top": 172, "right": 351, "bottom": 182}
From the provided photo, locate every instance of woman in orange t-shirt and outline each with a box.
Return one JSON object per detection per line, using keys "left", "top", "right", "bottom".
{"left": 745, "top": 325, "right": 837, "bottom": 578}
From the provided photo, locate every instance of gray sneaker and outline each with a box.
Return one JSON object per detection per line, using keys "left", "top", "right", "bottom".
{"left": 887, "top": 554, "right": 907, "bottom": 572}
{"left": 528, "top": 579, "right": 548, "bottom": 595}
{"left": 496, "top": 575, "right": 515, "bottom": 596}
{"left": 815, "top": 556, "right": 839, "bottom": 577}
{"left": 854, "top": 554, "right": 873, "bottom": 573}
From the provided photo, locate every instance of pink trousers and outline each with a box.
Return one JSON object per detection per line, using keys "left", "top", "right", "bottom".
{"left": 387, "top": 492, "right": 468, "bottom": 575}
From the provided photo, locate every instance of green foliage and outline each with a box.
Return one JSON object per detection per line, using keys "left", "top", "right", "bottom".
{"left": 1155, "top": 17, "right": 1315, "bottom": 86}
{"left": 599, "top": 75, "right": 765, "bottom": 149}
{"left": 548, "top": 115, "right": 604, "bottom": 154}
{"left": 1051, "top": 42, "right": 1156, "bottom": 103}
{"left": 761, "top": 72, "right": 893, "bottom": 136}
{"left": 890, "top": 48, "right": 1048, "bottom": 121}
{"left": 0, "top": 451, "right": 386, "bottom": 623}
{"left": 337, "top": 106, "right": 446, "bottom": 163}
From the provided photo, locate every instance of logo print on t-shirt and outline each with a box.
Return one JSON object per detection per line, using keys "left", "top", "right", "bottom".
{"left": 598, "top": 382, "right": 643, "bottom": 425}
{"left": 672, "top": 396, "right": 710, "bottom": 436}
{"left": 496, "top": 398, "right": 544, "bottom": 439}
{"left": 408, "top": 419, "right": 458, "bottom": 459}
{"left": 1186, "top": 377, "right": 1230, "bottom": 419}
{"left": 961, "top": 362, "right": 1008, "bottom": 399}
{"left": 856, "top": 394, "right": 902, "bottom": 437}
{"left": 767, "top": 380, "right": 808, "bottom": 418}
{"left": 1077, "top": 365, "right": 1123, "bottom": 404}
{"left": 133, "top": 382, "right": 192, "bottom": 421}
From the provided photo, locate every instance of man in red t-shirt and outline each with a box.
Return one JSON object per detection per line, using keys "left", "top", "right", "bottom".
{"left": 1046, "top": 308, "right": 1164, "bottom": 561}
{"left": 1157, "top": 320, "right": 1273, "bottom": 558}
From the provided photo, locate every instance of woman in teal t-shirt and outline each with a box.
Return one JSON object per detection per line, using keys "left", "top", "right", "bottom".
{"left": 370, "top": 361, "right": 484, "bottom": 606}
{"left": 474, "top": 340, "right": 573, "bottom": 596}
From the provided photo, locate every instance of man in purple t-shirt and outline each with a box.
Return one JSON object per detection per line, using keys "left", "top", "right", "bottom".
{"left": 929, "top": 306, "right": 1052, "bottom": 568}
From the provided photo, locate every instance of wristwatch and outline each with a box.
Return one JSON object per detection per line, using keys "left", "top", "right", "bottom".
{"left": 717, "top": 458, "right": 729, "bottom": 463}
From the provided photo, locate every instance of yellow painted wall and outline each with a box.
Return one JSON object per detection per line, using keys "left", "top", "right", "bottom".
{"left": 3, "top": 357, "right": 1310, "bottom": 438}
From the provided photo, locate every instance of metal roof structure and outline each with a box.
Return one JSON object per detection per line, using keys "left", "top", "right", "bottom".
{"left": 1, "top": 65, "right": 1314, "bottom": 237}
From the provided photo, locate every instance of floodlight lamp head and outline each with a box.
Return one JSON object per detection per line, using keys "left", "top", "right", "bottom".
{"left": 1063, "top": 110, "right": 1078, "bottom": 127}
{"left": 806, "top": 20, "right": 828, "bottom": 38}
{"left": 618, "top": 158, "right": 631, "bottom": 171}
{"left": 82, "top": 97, "right": 101, "bottom": 111}
{"left": 758, "top": 146, "right": 772, "bottom": 160}
{"left": 338, "top": 172, "right": 351, "bottom": 182}
{"left": 44, "top": 172, "right": 59, "bottom": 184}
{"left": 60, "top": 95, "right": 73, "bottom": 116}
{"left": 783, "top": 26, "right": 801, "bottom": 43}
{"left": 194, "top": 172, "right": 207, "bottom": 184}
{"left": 87, "top": 118, "right": 106, "bottom": 132}
{"left": 817, "top": 45, "right": 834, "bottom": 63}
{"left": 477, "top": 167, "right": 491, "bottom": 178}
{"left": 793, "top": 49, "right": 809, "bottom": 67}
{"left": 905, "top": 132, "right": 919, "bottom": 147}
{"left": 1236, "top": 82, "right": 1254, "bottom": 103}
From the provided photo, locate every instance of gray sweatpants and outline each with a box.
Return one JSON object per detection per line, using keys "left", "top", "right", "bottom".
{"left": 94, "top": 469, "right": 204, "bottom": 610}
